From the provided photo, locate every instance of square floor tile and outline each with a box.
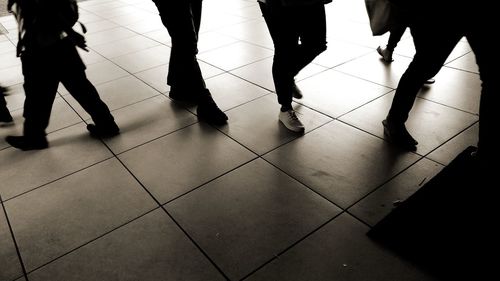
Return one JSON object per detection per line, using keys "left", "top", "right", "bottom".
{"left": 197, "top": 31, "right": 239, "bottom": 54}
{"left": 78, "top": 19, "right": 118, "bottom": 35}
{"left": 5, "top": 158, "right": 157, "bottom": 271}
{"left": 264, "top": 121, "right": 421, "bottom": 208}
{"left": 166, "top": 158, "right": 341, "bottom": 280}
{"left": 110, "top": 45, "right": 171, "bottom": 74}
{"left": 103, "top": 95, "right": 197, "bottom": 154}
{"left": 335, "top": 52, "right": 412, "bottom": 89}
{"left": 349, "top": 158, "right": 443, "bottom": 226}
{"left": 427, "top": 123, "right": 479, "bottom": 165}
{"left": 0, "top": 209, "right": 23, "bottom": 281}
{"left": 0, "top": 123, "right": 113, "bottom": 200}
{"left": 216, "top": 18, "right": 274, "bottom": 49}
{"left": 417, "top": 67, "right": 481, "bottom": 114}
{"left": 340, "top": 92, "right": 479, "bottom": 155}
{"left": 221, "top": 95, "right": 333, "bottom": 155}
{"left": 198, "top": 42, "right": 273, "bottom": 71}
{"left": 1, "top": 83, "right": 24, "bottom": 112}
{"left": 0, "top": 51, "right": 20, "bottom": 70}
{"left": 143, "top": 29, "right": 171, "bottom": 46}
{"left": 81, "top": 60, "right": 129, "bottom": 87}
{"left": 296, "top": 69, "right": 392, "bottom": 118}
{"left": 0, "top": 65, "right": 23, "bottom": 87}
{"left": 119, "top": 123, "right": 256, "bottom": 204}
{"left": 205, "top": 73, "right": 270, "bottom": 111}
{"left": 27, "top": 209, "right": 225, "bottom": 281}
{"left": 245, "top": 213, "right": 440, "bottom": 281}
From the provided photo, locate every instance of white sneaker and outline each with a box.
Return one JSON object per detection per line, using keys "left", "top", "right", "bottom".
{"left": 279, "top": 109, "right": 305, "bottom": 133}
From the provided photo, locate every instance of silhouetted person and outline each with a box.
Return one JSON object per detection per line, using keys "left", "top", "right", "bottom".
{"left": 382, "top": 0, "right": 495, "bottom": 170}
{"left": 259, "top": 0, "right": 331, "bottom": 133}
{"left": 377, "top": 25, "right": 435, "bottom": 84}
{"left": 0, "top": 85, "right": 13, "bottom": 123}
{"left": 151, "top": 0, "right": 228, "bottom": 126}
{"left": 6, "top": 0, "right": 119, "bottom": 151}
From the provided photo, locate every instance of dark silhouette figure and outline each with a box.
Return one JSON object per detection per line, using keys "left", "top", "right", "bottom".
{"left": 151, "top": 0, "right": 228, "bottom": 126}
{"left": 258, "top": 0, "right": 331, "bottom": 133}
{"left": 377, "top": 25, "right": 435, "bottom": 84}
{"left": 0, "top": 85, "right": 13, "bottom": 123}
{"left": 6, "top": 0, "right": 119, "bottom": 151}
{"left": 382, "top": 0, "right": 495, "bottom": 168}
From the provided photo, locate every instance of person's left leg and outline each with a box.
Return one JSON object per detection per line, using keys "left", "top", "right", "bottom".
{"left": 0, "top": 85, "right": 13, "bottom": 123}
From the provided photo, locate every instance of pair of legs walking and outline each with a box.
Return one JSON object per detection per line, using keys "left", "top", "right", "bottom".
{"left": 259, "top": 2, "right": 327, "bottom": 133}
{"left": 6, "top": 39, "right": 118, "bottom": 150}
{"left": 152, "top": 0, "right": 227, "bottom": 126}
{"left": 384, "top": 17, "right": 495, "bottom": 167}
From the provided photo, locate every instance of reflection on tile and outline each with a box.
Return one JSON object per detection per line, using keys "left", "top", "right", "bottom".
{"left": 104, "top": 95, "right": 197, "bottom": 154}
{"left": 264, "top": 121, "right": 420, "bottom": 208}
{"left": 0, "top": 123, "right": 113, "bottom": 200}
{"left": 335, "top": 52, "right": 412, "bottom": 89}
{"left": 394, "top": 39, "right": 471, "bottom": 64}
{"left": 246, "top": 213, "right": 440, "bottom": 281}
{"left": 296, "top": 69, "right": 392, "bottom": 118}
{"left": 28, "top": 210, "right": 225, "bottom": 281}
{"left": 417, "top": 67, "right": 481, "bottom": 114}
{"left": 340, "top": 92, "right": 479, "bottom": 155}
{"left": 445, "top": 53, "right": 479, "bottom": 73}
{"left": 205, "top": 73, "right": 269, "bottom": 111}
{"left": 167, "top": 159, "right": 341, "bottom": 280}
{"left": 91, "top": 35, "right": 159, "bottom": 59}
{"left": 349, "top": 158, "right": 443, "bottom": 226}
{"left": 198, "top": 42, "right": 273, "bottom": 71}
{"left": 221, "top": 95, "right": 332, "bottom": 155}
{"left": 313, "top": 40, "right": 374, "bottom": 68}
{"left": 6, "top": 158, "right": 157, "bottom": 271}
{"left": 110, "top": 45, "right": 171, "bottom": 73}
{"left": 119, "top": 123, "right": 256, "bottom": 204}
{"left": 0, "top": 209, "right": 23, "bottom": 281}
{"left": 427, "top": 123, "right": 479, "bottom": 165}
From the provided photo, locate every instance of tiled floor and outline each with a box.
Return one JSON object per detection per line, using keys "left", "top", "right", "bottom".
{"left": 0, "top": 0, "right": 480, "bottom": 280}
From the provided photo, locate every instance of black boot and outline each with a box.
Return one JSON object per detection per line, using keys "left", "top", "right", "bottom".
{"left": 6, "top": 135, "right": 49, "bottom": 151}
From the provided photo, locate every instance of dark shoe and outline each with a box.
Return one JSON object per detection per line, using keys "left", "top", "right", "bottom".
{"left": 377, "top": 46, "right": 394, "bottom": 63}
{"left": 382, "top": 119, "right": 418, "bottom": 151}
{"left": 169, "top": 88, "right": 199, "bottom": 104}
{"left": 0, "top": 106, "right": 13, "bottom": 123}
{"left": 424, "top": 78, "right": 436, "bottom": 84}
{"left": 6, "top": 135, "right": 49, "bottom": 151}
{"left": 197, "top": 101, "right": 228, "bottom": 126}
{"left": 87, "top": 123, "right": 120, "bottom": 138}
{"left": 292, "top": 82, "right": 303, "bottom": 99}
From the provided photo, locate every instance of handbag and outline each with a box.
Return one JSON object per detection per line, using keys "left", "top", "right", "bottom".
{"left": 364, "top": 0, "right": 397, "bottom": 36}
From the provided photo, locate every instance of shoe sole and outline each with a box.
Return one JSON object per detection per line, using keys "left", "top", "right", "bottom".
{"left": 279, "top": 119, "right": 305, "bottom": 133}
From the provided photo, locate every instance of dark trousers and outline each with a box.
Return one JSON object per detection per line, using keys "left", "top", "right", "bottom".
{"left": 152, "top": 0, "right": 206, "bottom": 94}
{"left": 387, "top": 25, "right": 406, "bottom": 51}
{"left": 259, "top": 2, "right": 327, "bottom": 108}
{"left": 387, "top": 17, "right": 496, "bottom": 160}
{"left": 21, "top": 39, "right": 114, "bottom": 138}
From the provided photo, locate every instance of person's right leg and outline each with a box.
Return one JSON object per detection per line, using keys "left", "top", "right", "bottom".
{"left": 58, "top": 40, "right": 119, "bottom": 138}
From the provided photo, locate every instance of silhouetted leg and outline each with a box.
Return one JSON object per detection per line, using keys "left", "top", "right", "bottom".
{"left": 387, "top": 24, "right": 462, "bottom": 125}
{"left": 260, "top": 2, "right": 300, "bottom": 109}
{"left": 292, "top": 4, "right": 327, "bottom": 76}
{"left": 387, "top": 25, "right": 406, "bottom": 51}
{"left": 153, "top": 0, "right": 205, "bottom": 95}
{"left": 20, "top": 52, "right": 59, "bottom": 138}
{"left": 466, "top": 20, "right": 497, "bottom": 166}
{"left": 58, "top": 40, "right": 115, "bottom": 127}
{"left": 0, "top": 85, "right": 13, "bottom": 122}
